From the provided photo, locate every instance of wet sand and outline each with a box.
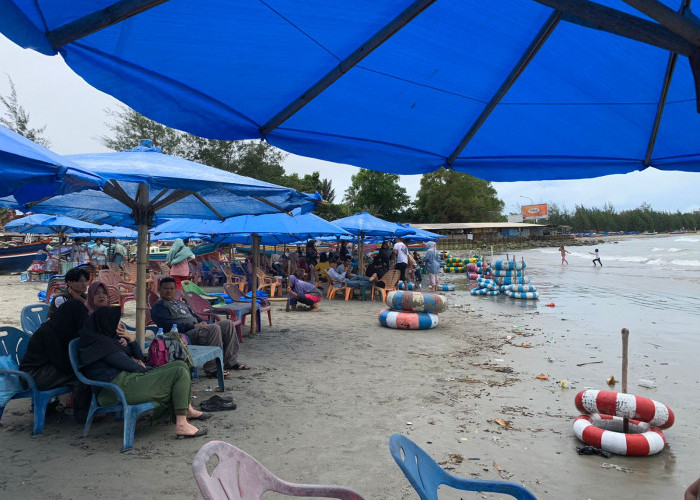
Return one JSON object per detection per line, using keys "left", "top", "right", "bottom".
{"left": 0, "top": 251, "right": 697, "bottom": 499}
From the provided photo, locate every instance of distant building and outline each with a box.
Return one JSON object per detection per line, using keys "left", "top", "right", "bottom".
{"left": 410, "top": 222, "right": 546, "bottom": 240}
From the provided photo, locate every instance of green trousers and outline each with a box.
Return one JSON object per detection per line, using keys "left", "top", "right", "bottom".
{"left": 98, "top": 360, "right": 191, "bottom": 421}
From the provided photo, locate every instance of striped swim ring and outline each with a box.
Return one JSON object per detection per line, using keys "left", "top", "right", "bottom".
{"left": 444, "top": 266, "right": 465, "bottom": 273}
{"left": 492, "top": 260, "right": 526, "bottom": 270}
{"left": 467, "top": 272, "right": 479, "bottom": 280}
{"left": 397, "top": 281, "right": 415, "bottom": 290}
{"left": 437, "top": 284, "right": 455, "bottom": 291}
{"left": 573, "top": 414, "right": 666, "bottom": 456}
{"left": 506, "top": 284, "right": 537, "bottom": 293}
{"left": 504, "top": 290, "right": 539, "bottom": 299}
{"left": 495, "top": 276, "right": 531, "bottom": 285}
{"left": 378, "top": 308, "right": 439, "bottom": 330}
{"left": 492, "top": 269, "right": 526, "bottom": 277}
{"left": 476, "top": 277, "right": 496, "bottom": 286}
{"left": 471, "top": 288, "right": 500, "bottom": 296}
{"left": 386, "top": 291, "right": 448, "bottom": 314}
{"left": 575, "top": 390, "right": 674, "bottom": 429}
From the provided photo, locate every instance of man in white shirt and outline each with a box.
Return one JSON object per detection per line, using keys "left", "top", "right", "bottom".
{"left": 393, "top": 237, "right": 409, "bottom": 281}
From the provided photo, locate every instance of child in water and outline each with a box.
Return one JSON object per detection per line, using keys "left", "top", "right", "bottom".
{"left": 559, "top": 245, "right": 570, "bottom": 265}
{"left": 590, "top": 248, "right": 602, "bottom": 266}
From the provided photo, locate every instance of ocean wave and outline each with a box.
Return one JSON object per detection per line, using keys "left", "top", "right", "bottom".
{"left": 667, "top": 247, "right": 683, "bottom": 253}
{"left": 618, "top": 256, "right": 649, "bottom": 263}
{"left": 674, "top": 237, "right": 699, "bottom": 243}
{"left": 651, "top": 247, "right": 663, "bottom": 252}
{"left": 646, "top": 259, "right": 663, "bottom": 265}
{"left": 671, "top": 259, "right": 700, "bottom": 267}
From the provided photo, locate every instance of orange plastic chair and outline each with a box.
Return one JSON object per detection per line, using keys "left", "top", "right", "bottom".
{"left": 193, "top": 440, "right": 365, "bottom": 500}
{"left": 372, "top": 270, "right": 400, "bottom": 302}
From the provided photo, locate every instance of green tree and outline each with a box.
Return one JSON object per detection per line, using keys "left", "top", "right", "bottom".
{"left": 415, "top": 168, "right": 504, "bottom": 222}
{"left": 343, "top": 170, "right": 409, "bottom": 219}
{"left": 100, "top": 107, "right": 287, "bottom": 182}
{"left": 0, "top": 77, "right": 50, "bottom": 147}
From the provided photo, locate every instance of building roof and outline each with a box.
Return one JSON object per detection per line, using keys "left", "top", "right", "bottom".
{"left": 410, "top": 222, "right": 545, "bottom": 230}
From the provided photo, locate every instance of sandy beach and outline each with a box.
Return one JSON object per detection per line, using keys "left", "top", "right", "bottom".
{"left": 1, "top": 239, "right": 698, "bottom": 499}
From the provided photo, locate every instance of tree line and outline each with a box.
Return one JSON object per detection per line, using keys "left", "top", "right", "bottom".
{"left": 546, "top": 202, "right": 700, "bottom": 233}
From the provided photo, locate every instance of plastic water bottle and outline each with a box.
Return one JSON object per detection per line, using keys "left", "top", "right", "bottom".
{"left": 156, "top": 328, "right": 164, "bottom": 337}
{"left": 171, "top": 324, "right": 178, "bottom": 334}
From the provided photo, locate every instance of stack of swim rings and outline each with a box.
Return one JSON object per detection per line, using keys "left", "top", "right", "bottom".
{"left": 491, "top": 260, "right": 539, "bottom": 300}
{"left": 378, "top": 290, "right": 447, "bottom": 330}
{"left": 470, "top": 277, "right": 500, "bottom": 296}
{"left": 444, "top": 256, "right": 466, "bottom": 273}
{"left": 573, "top": 390, "right": 674, "bottom": 456}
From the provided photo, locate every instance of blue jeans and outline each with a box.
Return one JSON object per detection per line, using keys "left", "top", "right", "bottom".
{"left": 346, "top": 276, "right": 372, "bottom": 288}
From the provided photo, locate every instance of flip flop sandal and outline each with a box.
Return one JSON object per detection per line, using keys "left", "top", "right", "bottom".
{"left": 206, "top": 371, "right": 230, "bottom": 378}
{"left": 206, "top": 395, "right": 234, "bottom": 404}
{"left": 200, "top": 400, "right": 237, "bottom": 412}
{"left": 189, "top": 412, "right": 214, "bottom": 421}
{"left": 176, "top": 427, "right": 209, "bottom": 439}
{"left": 228, "top": 363, "right": 250, "bottom": 371}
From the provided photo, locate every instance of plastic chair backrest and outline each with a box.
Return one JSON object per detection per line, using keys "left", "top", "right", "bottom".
{"left": 20, "top": 303, "right": 50, "bottom": 335}
{"left": 68, "top": 339, "right": 122, "bottom": 394}
{"left": 382, "top": 270, "right": 401, "bottom": 290}
{"left": 147, "top": 289, "right": 161, "bottom": 309}
{"left": 192, "top": 440, "right": 365, "bottom": 500}
{"left": 181, "top": 280, "right": 205, "bottom": 295}
{"left": 0, "top": 327, "right": 29, "bottom": 365}
{"left": 182, "top": 292, "right": 214, "bottom": 318}
{"left": 224, "top": 282, "right": 243, "bottom": 302}
{"left": 98, "top": 269, "right": 122, "bottom": 287}
{"left": 389, "top": 434, "right": 537, "bottom": 500}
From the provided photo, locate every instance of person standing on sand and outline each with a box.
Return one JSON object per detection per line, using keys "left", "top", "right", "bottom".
{"left": 590, "top": 248, "right": 602, "bottom": 266}
{"left": 559, "top": 245, "right": 571, "bottom": 265}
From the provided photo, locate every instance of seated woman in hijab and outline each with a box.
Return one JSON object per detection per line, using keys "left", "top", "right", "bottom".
{"left": 78, "top": 306, "right": 211, "bottom": 438}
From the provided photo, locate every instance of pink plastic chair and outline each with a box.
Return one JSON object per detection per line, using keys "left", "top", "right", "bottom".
{"left": 192, "top": 441, "right": 365, "bottom": 500}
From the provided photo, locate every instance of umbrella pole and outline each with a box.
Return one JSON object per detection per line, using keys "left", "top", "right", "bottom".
{"left": 134, "top": 184, "right": 150, "bottom": 352}
{"left": 250, "top": 234, "right": 259, "bottom": 334}
{"left": 359, "top": 233, "right": 365, "bottom": 276}
{"left": 57, "top": 231, "right": 63, "bottom": 275}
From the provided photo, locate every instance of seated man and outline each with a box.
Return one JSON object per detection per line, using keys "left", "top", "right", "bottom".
{"left": 327, "top": 259, "right": 378, "bottom": 292}
{"left": 47, "top": 267, "right": 90, "bottom": 318}
{"left": 151, "top": 277, "right": 248, "bottom": 376}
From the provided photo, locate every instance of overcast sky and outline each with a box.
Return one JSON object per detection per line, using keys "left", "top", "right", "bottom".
{"left": 2, "top": 34, "right": 699, "bottom": 216}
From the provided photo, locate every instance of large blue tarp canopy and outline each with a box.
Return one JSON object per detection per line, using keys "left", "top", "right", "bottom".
{"left": 0, "top": 124, "right": 104, "bottom": 206}
{"left": 2, "top": 1, "right": 700, "bottom": 181}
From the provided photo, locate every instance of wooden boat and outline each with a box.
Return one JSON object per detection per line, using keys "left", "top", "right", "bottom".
{"left": 0, "top": 241, "right": 51, "bottom": 273}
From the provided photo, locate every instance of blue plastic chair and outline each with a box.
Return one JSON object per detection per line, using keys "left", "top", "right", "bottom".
{"left": 68, "top": 339, "right": 155, "bottom": 451}
{"left": 389, "top": 434, "right": 537, "bottom": 500}
{"left": 0, "top": 326, "right": 73, "bottom": 434}
{"left": 20, "top": 303, "right": 50, "bottom": 335}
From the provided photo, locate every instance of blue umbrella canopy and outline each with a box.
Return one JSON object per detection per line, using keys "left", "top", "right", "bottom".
{"left": 397, "top": 223, "right": 446, "bottom": 242}
{"left": 152, "top": 210, "right": 350, "bottom": 245}
{"left": 5, "top": 214, "right": 105, "bottom": 234}
{"left": 20, "top": 142, "right": 319, "bottom": 226}
{"left": 0, "top": 124, "right": 104, "bottom": 206}
{"left": 2, "top": 2, "right": 700, "bottom": 180}
{"left": 331, "top": 212, "right": 416, "bottom": 238}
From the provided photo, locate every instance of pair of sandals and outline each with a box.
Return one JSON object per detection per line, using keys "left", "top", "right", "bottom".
{"left": 200, "top": 395, "right": 237, "bottom": 412}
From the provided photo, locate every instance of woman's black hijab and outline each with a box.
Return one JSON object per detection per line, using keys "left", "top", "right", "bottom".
{"left": 77, "top": 306, "right": 123, "bottom": 367}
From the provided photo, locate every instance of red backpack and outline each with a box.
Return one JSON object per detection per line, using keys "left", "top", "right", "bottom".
{"left": 147, "top": 333, "right": 191, "bottom": 368}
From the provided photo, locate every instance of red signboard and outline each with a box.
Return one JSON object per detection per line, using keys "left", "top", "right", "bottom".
{"left": 521, "top": 204, "right": 548, "bottom": 219}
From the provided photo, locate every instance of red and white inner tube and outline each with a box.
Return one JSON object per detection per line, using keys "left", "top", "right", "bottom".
{"left": 573, "top": 414, "right": 666, "bottom": 456}
{"left": 575, "top": 390, "right": 674, "bottom": 429}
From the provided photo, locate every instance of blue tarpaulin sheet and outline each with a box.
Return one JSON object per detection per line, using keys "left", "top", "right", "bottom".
{"left": 2, "top": 1, "right": 700, "bottom": 181}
